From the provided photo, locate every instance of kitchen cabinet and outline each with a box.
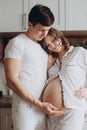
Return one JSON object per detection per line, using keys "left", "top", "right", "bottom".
{"left": 1, "top": 0, "right": 87, "bottom": 32}
{"left": 0, "top": 108, "right": 13, "bottom": 130}
{"left": 28, "top": 0, "right": 87, "bottom": 31}
{"left": 66, "top": 0, "right": 87, "bottom": 30}
{"left": 0, "top": 0, "right": 28, "bottom": 32}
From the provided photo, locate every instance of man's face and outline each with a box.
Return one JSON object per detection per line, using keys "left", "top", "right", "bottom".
{"left": 28, "top": 22, "right": 51, "bottom": 42}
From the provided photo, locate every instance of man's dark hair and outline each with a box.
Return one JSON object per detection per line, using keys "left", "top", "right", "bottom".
{"left": 28, "top": 4, "right": 55, "bottom": 26}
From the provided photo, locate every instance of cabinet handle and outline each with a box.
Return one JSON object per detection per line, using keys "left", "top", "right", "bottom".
{"left": 22, "top": 13, "right": 27, "bottom": 30}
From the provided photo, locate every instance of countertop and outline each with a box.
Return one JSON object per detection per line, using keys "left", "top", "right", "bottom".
{"left": 0, "top": 96, "right": 12, "bottom": 108}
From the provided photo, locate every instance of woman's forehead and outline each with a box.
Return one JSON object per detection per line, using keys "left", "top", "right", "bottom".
{"left": 45, "top": 35, "right": 61, "bottom": 42}
{"left": 44, "top": 35, "right": 54, "bottom": 41}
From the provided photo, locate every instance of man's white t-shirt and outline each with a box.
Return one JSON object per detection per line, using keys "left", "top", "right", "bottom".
{"left": 5, "top": 34, "right": 48, "bottom": 100}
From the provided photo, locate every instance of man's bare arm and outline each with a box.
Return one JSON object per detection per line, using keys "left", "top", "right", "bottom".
{"left": 4, "top": 58, "right": 64, "bottom": 116}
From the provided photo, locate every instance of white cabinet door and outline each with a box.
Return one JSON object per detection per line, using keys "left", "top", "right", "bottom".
{"left": 0, "top": 108, "right": 13, "bottom": 130}
{"left": 0, "top": 0, "right": 28, "bottom": 32}
{"left": 28, "top": 0, "right": 65, "bottom": 30}
{"left": 66, "top": 0, "right": 87, "bottom": 30}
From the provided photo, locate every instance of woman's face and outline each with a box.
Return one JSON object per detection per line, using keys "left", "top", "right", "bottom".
{"left": 28, "top": 22, "right": 51, "bottom": 42}
{"left": 44, "top": 35, "right": 62, "bottom": 53}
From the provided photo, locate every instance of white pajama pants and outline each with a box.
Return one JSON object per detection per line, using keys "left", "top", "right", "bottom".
{"left": 47, "top": 109, "right": 85, "bottom": 130}
{"left": 12, "top": 103, "right": 47, "bottom": 130}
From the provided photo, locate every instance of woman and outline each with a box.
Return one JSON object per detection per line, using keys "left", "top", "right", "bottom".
{"left": 41, "top": 27, "right": 87, "bottom": 130}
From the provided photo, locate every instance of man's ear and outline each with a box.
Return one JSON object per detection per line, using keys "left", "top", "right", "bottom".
{"left": 28, "top": 22, "right": 33, "bottom": 28}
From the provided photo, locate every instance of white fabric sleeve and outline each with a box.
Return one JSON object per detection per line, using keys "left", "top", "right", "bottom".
{"left": 5, "top": 39, "right": 25, "bottom": 60}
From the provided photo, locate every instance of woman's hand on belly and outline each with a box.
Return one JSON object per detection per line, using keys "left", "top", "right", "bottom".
{"left": 74, "top": 87, "right": 87, "bottom": 99}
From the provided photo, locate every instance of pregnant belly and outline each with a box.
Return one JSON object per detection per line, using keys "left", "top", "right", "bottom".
{"left": 42, "top": 76, "right": 67, "bottom": 111}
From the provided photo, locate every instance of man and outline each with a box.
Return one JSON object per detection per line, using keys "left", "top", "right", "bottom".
{"left": 4, "top": 4, "right": 63, "bottom": 130}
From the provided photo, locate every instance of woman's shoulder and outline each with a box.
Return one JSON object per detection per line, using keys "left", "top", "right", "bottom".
{"left": 74, "top": 46, "right": 87, "bottom": 52}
